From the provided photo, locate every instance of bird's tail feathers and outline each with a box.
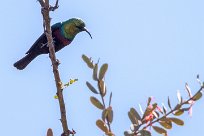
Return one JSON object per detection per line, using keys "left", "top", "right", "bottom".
{"left": 13, "top": 53, "right": 38, "bottom": 70}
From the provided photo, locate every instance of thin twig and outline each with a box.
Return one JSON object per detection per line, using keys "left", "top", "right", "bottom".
{"left": 38, "top": 0, "right": 69, "bottom": 135}
{"left": 50, "top": 0, "right": 59, "bottom": 11}
{"left": 37, "top": 0, "right": 45, "bottom": 7}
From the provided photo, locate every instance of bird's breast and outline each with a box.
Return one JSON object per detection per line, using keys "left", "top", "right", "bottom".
{"left": 53, "top": 29, "right": 71, "bottom": 46}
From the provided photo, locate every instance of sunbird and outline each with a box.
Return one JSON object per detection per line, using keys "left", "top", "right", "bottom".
{"left": 14, "top": 18, "right": 92, "bottom": 70}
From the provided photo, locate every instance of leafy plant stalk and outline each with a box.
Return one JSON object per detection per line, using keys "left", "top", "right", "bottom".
{"left": 135, "top": 85, "right": 204, "bottom": 135}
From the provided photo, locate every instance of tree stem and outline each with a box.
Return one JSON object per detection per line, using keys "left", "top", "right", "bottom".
{"left": 38, "top": 0, "right": 69, "bottom": 135}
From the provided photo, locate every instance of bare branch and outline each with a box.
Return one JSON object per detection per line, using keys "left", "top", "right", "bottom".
{"left": 50, "top": 0, "right": 59, "bottom": 11}
{"left": 38, "top": 0, "right": 69, "bottom": 135}
{"left": 37, "top": 0, "right": 45, "bottom": 7}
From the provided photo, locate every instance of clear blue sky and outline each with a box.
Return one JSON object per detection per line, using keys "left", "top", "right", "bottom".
{"left": 0, "top": 0, "right": 204, "bottom": 135}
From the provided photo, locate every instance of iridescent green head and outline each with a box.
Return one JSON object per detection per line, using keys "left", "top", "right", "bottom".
{"left": 62, "top": 18, "right": 92, "bottom": 40}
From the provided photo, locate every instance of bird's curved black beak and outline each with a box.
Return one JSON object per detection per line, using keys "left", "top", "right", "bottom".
{"left": 82, "top": 27, "right": 92, "bottom": 39}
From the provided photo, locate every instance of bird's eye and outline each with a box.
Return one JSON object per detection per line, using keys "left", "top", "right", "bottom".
{"left": 76, "top": 26, "right": 83, "bottom": 30}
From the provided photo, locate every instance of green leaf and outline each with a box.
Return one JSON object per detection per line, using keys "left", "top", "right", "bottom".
{"left": 107, "top": 107, "right": 113, "bottom": 123}
{"left": 106, "top": 132, "right": 115, "bottom": 136}
{"left": 168, "top": 97, "right": 172, "bottom": 110}
{"left": 153, "top": 111, "right": 159, "bottom": 118}
{"left": 159, "top": 119, "right": 172, "bottom": 129}
{"left": 90, "top": 96, "right": 104, "bottom": 110}
{"left": 192, "top": 91, "right": 202, "bottom": 101}
{"left": 174, "top": 104, "right": 182, "bottom": 110}
{"left": 128, "top": 111, "right": 138, "bottom": 125}
{"left": 155, "top": 111, "right": 160, "bottom": 118}
{"left": 102, "top": 109, "right": 108, "bottom": 121}
{"left": 86, "top": 81, "right": 99, "bottom": 94}
{"left": 98, "top": 80, "right": 106, "bottom": 97}
{"left": 169, "top": 117, "right": 184, "bottom": 126}
{"left": 147, "top": 97, "right": 152, "bottom": 106}
{"left": 162, "top": 104, "right": 167, "bottom": 115}
{"left": 93, "top": 63, "right": 98, "bottom": 81}
{"left": 130, "top": 108, "right": 142, "bottom": 120}
{"left": 177, "top": 90, "right": 182, "bottom": 104}
{"left": 143, "top": 103, "right": 157, "bottom": 118}
{"left": 102, "top": 107, "right": 113, "bottom": 123}
{"left": 139, "top": 130, "right": 151, "bottom": 136}
{"left": 152, "top": 103, "right": 158, "bottom": 110}
{"left": 182, "top": 107, "right": 191, "bottom": 111}
{"left": 96, "top": 119, "right": 109, "bottom": 133}
{"left": 99, "top": 63, "right": 108, "bottom": 80}
{"left": 174, "top": 109, "right": 184, "bottom": 116}
{"left": 82, "top": 54, "right": 94, "bottom": 69}
{"left": 47, "top": 128, "right": 53, "bottom": 136}
{"left": 139, "top": 104, "right": 144, "bottom": 114}
{"left": 124, "top": 131, "right": 134, "bottom": 136}
{"left": 152, "top": 126, "right": 167, "bottom": 135}
{"left": 185, "top": 83, "right": 192, "bottom": 97}
{"left": 109, "top": 92, "right": 112, "bottom": 107}
{"left": 131, "top": 124, "right": 140, "bottom": 132}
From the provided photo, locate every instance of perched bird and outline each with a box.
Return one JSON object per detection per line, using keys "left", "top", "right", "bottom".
{"left": 14, "top": 18, "right": 92, "bottom": 70}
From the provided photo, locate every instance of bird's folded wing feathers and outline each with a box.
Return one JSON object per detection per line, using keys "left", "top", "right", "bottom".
{"left": 25, "top": 33, "right": 47, "bottom": 54}
{"left": 25, "top": 22, "right": 62, "bottom": 54}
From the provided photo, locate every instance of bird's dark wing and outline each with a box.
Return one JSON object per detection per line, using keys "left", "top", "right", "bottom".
{"left": 25, "top": 22, "right": 62, "bottom": 54}
{"left": 26, "top": 33, "right": 47, "bottom": 54}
